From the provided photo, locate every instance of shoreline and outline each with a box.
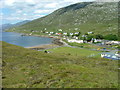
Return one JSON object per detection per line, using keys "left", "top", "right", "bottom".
{"left": 26, "top": 38, "right": 65, "bottom": 50}
{"left": 20, "top": 32, "right": 59, "bottom": 39}
{"left": 5, "top": 31, "right": 65, "bottom": 50}
{"left": 26, "top": 44, "right": 60, "bottom": 50}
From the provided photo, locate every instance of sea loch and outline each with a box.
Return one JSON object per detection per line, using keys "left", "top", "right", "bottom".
{"left": 0, "top": 32, "right": 53, "bottom": 47}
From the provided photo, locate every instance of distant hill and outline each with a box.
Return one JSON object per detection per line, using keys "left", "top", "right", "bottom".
{"left": 7, "top": 2, "right": 118, "bottom": 35}
{"left": 0, "top": 23, "right": 14, "bottom": 31}
{"left": 13, "top": 20, "right": 31, "bottom": 26}
{"left": 1, "top": 20, "right": 30, "bottom": 31}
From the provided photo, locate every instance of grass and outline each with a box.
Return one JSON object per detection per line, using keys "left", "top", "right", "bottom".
{"left": 47, "top": 46, "right": 101, "bottom": 58}
{"left": 2, "top": 41, "right": 119, "bottom": 88}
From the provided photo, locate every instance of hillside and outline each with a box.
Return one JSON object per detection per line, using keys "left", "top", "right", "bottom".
{"left": 2, "top": 41, "right": 118, "bottom": 88}
{"left": 7, "top": 2, "right": 118, "bottom": 35}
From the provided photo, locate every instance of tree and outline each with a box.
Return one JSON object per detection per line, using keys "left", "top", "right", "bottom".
{"left": 67, "top": 33, "right": 70, "bottom": 37}
{"left": 104, "top": 34, "right": 118, "bottom": 40}
{"left": 95, "top": 34, "right": 104, "bottom": 39}
{"left": 86, "top": 35, "right": 94, "bottom": 42}
{"left": 77, "top": 32, "right": 81, "bottom": 36}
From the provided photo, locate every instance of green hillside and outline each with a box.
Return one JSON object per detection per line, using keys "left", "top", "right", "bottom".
{"left": 7, "top": 2, "right": 118, "bottom": 35}
{"left": 2, "top": 41, "right": 118, "bottom": 88}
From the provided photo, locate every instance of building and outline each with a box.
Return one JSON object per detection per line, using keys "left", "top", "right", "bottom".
{"left": 63, "top": 32, "right": 67, "bottom": 35}
{"left": 67, "top": 39, "right": 83, "bottom": 43}
{"left": 87, "top": 32, "right": 93, "bottom": 34}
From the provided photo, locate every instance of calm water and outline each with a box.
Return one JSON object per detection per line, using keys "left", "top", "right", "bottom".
{"left": 0, "top": 32, "right": 53, "bottom": 47}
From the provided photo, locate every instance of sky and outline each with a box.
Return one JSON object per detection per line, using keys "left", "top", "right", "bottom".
{"left": 0, "top": 0, "right": 119, "bottom": 25}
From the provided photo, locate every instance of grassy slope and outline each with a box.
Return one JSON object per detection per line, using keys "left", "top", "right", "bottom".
{"left": 7, "top": 2, "right": 118, "bottom": 35}
{"left": 2, "top": 41, "right": 118, "bottom": 88}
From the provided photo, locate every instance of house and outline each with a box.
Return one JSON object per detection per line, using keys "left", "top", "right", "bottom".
{"left": 105, "top": 41, "right": 120, "bottom": 45}
{"left": 44, "top": 28, "right": 47, "bottom": 30}
{"left": 82, "top": 35, "right": 87, "bottom": 37}
{"left": 74, "top": 32, "right": 79, "bottom": 34}
{"left": 75, "top": 40, "right": 83, "bottom": 43}
{"left": 58, "top": 33, "right": 62, "bottom": 35}
{"left": 76, "top": 37, "right": 79, "bottom": 39}
{"left": 92, "top": 38, "right": 102, "bottom": 43}
{"left": 58, "top": 29, "right": 62, "bottom": 32}
{"left": 63, "top": 32, "right": 67, "bottom": 35}
{"left": 67, "top": 39, "right": 83, "bottom": 43}
{"left": 29, "top": 33, "right": 32, "bottom": 35}
{"left": 45, "top": 32, "right": 49, "bottom": 34}
{"left": 73, "top": 36, "right": 78, "bottom": 39}
{"left": 70, "top": 33, "right": 73, "bottom": 36}
{"left": 50, "top": 32, "right": 54, "bottom": 34}
{"left": 67, "top": 39, "right": 76, "bottom": 43}
{"left": 56, "top": 33, "right": 62, "bottom": 35}
{"left": 110, "top": 41, "right": 120, "bottom": 44}
{"left": 87, "top": 32, "right": 93, "bottom": 34}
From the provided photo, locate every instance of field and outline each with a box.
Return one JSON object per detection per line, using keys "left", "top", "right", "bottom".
{"left": 47, "top": 46, "right": 101, "bottom": 59}
{"left": 2, "top": 41, "right": 119, "bottom": 88}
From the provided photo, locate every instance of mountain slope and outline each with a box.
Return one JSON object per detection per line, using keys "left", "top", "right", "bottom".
{"left": 7, "top": 2, "right": 118, "bottom": 35}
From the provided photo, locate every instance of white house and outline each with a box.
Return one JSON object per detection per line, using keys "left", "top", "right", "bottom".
{"left": 87, "top": 32, "right": 93, "bottom": 34}
{"left": 75, "top": 40, "right": 83, "bottom": 43}
{"left": 70, "top": 33, "right": 74, "bottom": 36}
{"left": 67, "top": 39, "right": 75, "bottom": 43}
{"left": 73, "top": 36, "right": 78, "bottom": 39}
{"left": 82, "top": 35, "right": 87, "bottom": 37}
{"left": 44, "top": 28, "right": 47, "bottom": 30}
{"left": 29, "top": 33, "right": 32, "bottom": 35}
{"left": 74, "top": 32, "right": 79, "bottom": 34}
{"left": 106, "top": 41, "right": 120, "bottom": 45}
{"left": 67, "top": 39, "right": 83, "bottom": 43}
{"left": 58, "top": 29, "right": 62, "bottom": 31}
{"left": 63, "top": 32, "right": 67, "bottom": 35}
{"left": 45, "top": 32, "right": 49, "bottom": 34}
{"left": 50, "top": 32, "right": 54, "bottom": 34}
{"left": 76, "top": 37, "right": 79, "bottom": 39}
{"left": 111, "top": 41, "right": 120, "bottom": 44}
{"left": 94, "top": 39, "right": 102, "bottom": 42}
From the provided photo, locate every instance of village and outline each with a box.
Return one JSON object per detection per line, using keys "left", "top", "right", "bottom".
{"left": 24, "top": 28, "right": 120, "bottom": 60}
{"left": 27, "top": 29, "right": 120, "bottom": 46}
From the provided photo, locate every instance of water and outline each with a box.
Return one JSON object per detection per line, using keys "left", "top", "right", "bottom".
{"left": 0, "top": 32, "right": 53, "bottom": 47}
